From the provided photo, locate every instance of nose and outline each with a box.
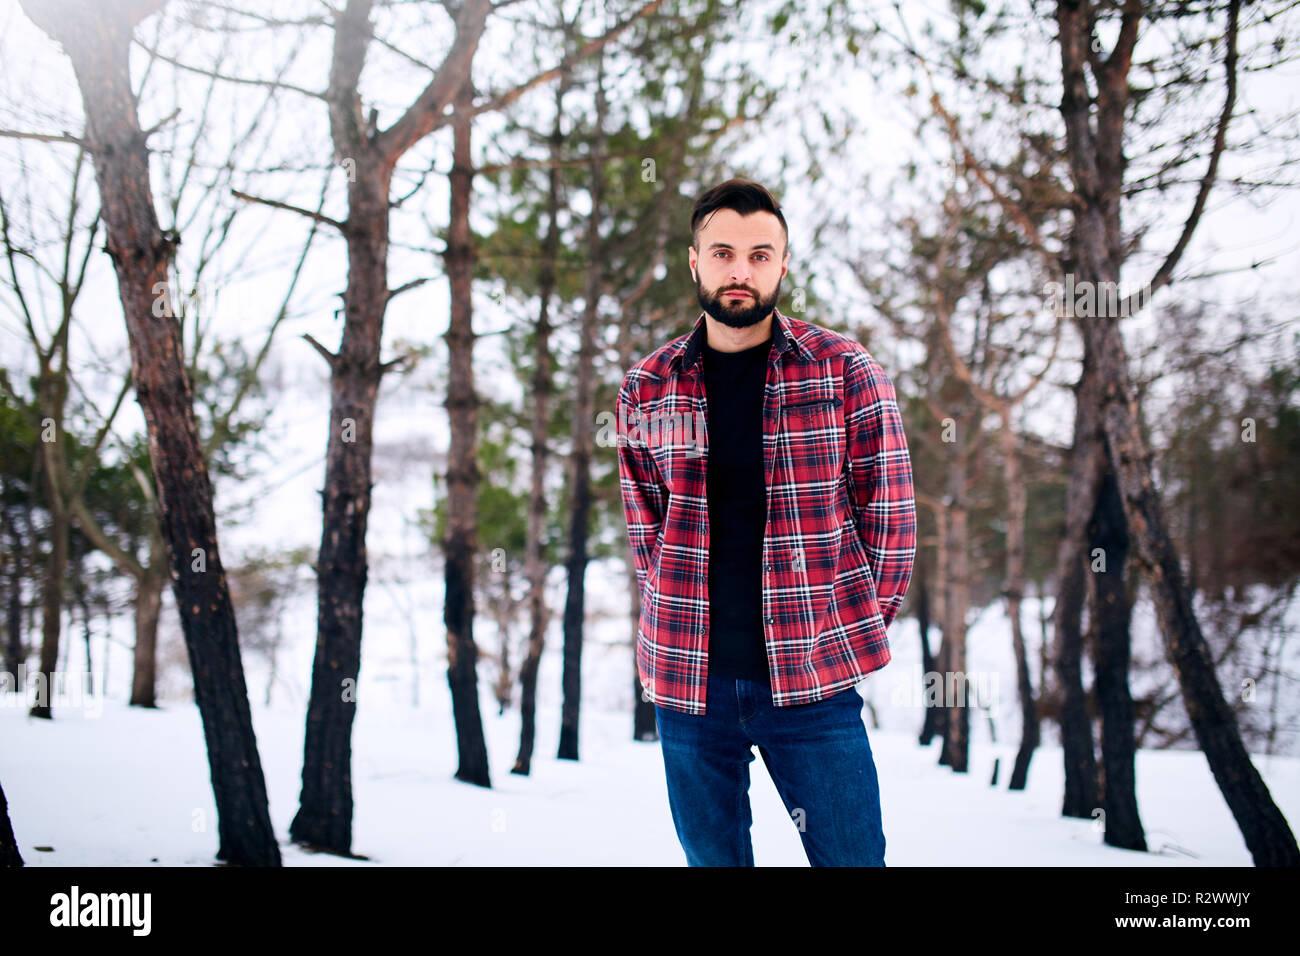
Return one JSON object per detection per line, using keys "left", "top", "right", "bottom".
{"left": 730, "top": 260, "right": 751, "bottom": 283}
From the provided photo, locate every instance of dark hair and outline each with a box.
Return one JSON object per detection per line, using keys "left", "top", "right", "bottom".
{"left": 690, "top": 178, "right": 788, "bottom": 257}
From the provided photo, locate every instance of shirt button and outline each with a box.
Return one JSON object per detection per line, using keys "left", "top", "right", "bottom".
{"left": 766, "top": 616, "right": 774, "bottom": 625}
{"left": 765, "top": 562, "right": 773, "bottom": 571}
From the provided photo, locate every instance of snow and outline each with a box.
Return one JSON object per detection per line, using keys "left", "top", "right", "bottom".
{"left": 3, "top": 620, "right": 1295, "bottom": 866}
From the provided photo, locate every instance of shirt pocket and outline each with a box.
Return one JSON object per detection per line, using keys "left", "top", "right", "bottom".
{"left": 645, "top": 399, "right": 704, "bottom": 492}
{"left": 779, "top": 393, "right": 845, "bottom": 481}
{"left": 784, "top": 396, "right": 842, "bottom": 419}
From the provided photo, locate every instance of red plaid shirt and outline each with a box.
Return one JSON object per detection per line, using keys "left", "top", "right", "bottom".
{"left": 617, "top": 308, "right": 916, "bottom": 714}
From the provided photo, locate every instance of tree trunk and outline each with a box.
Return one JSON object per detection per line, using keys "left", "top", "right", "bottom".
{"left": 289, "top": 0, "right": 492, "bottom": 852}
{"left": 67, "top": 489, "right": 163, "bottom": 708}
{"left": 492, "top": 594, "right": 512, "bottom": 714}
{"left": 513, "top": 72, "right": 567, "bottom": 776}
{"left": 1037, "top": 586, "right": 1052, "bottom": 707}
{"left": 2, "top": 500, "right": 24, "bottom": 689}
{"left": 1052, "top": 336, "right": 1105, "bottom": 818}
{"left": 0, "top": 775, "right": 21, "bottom": 867}
{"left": 557, "top": 48, "right": 608, "bottom": 762}
{"left": 1089, "top": 464, "right": 1145, "bottom": 849}
{"left": 4, "top": 546, "right": 21, "bottom": 690}
{"left": 31, "top": 353, "right": 71, "bottom": 719}
{"left": 940, "top": 431, "right": 971, "bottom": 773}
{"left": 929, "top": 504, "right": 950, "bottom": 751}
{"left": 916, "top": 567, "right": 940, "bottom": 745}
{"left": 441, "top": 78, "right": 491, "bottom": 788}
{"left": 1003, "top": 416, "right": 1039, "bottom": 791}
{"left": 76, "top": 578, "right": 92, "bottom": 695}
{"left": 1090, "top": 299, "right": 1296, "bottom": 862}
{"left": 130, "top": 556, "right": 166, "bottom": 708}
{"left": 30, "top": 499, "right": 66, "bottom": 720}
{"left": 1056, "top": 0, "right": 1297, "bottom": 865}
{"left": 291, "top": 160, "right": 390, "bottom": 851}
{"left": 932, "top": 632, "right": 950, "bottom": 753}
{"left": 19, "top": 0, "right": 280, "bottom": 866}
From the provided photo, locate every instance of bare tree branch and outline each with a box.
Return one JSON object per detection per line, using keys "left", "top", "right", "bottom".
{"left": 1127, "top": 0, "right": 1241, "bottom": 313}
{"left": 0, "top": 128, "right": 85, "bottom": 146}
{"left": 131, "top": 38, "right": 327, "bottom": 99}
{"left": 142, "top": 107, "right": 182, "bottom": 138}
{"left": 206, "top": 175, "right": 332, "bottom": 456}
{"left": 468, "top": 0, "right": 665, "bottom": 119}
{"left": 374, "top": 0, "right": 495, "bottom": 162}
{"left": 387, "top": 276, "right": 433, "bottom": 301}
{"left": 302, "top": 331, "right": 337, "bottom": 366}
{"left": 231, "top": 188, "right": 344, "bottom": 230}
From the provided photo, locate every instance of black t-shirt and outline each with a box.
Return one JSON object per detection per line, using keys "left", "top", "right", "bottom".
{"left": 701, "top": 332, "right": 773, "bottom": 684}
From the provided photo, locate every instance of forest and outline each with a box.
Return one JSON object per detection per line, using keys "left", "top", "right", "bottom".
{"left": 0, "top": 0, "right": 1297, "bottom": 868}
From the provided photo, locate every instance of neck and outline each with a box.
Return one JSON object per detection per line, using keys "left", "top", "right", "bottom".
{"left": 704, "top": 311, "right": 774, "bottom": 353}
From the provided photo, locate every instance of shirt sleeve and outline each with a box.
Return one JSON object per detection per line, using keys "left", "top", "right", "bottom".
{"left": 617, "top": 373, "right": 668, "bottom": 599}
{"left": 843, "top": 350, "right": 916, "bottom": 629}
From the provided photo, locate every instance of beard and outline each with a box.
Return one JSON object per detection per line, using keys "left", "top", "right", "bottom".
{"left": 696, "top": 274, "right": 781, "bottom": 329}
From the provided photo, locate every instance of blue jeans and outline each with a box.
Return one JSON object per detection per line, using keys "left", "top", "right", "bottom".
{"left": 654, "top": 669, "right": 886, "bottom": 866}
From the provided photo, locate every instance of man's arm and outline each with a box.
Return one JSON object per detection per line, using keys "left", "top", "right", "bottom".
{"left": 842, "top": 349, "right": 916, "bottom": 629}
{"left": 616, "top": 374, "right": 668, "bottom": 600}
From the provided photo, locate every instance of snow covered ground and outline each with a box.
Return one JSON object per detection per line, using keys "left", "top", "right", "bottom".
{"left": 3, "top": 637, "right": 1295, "bottom": 867}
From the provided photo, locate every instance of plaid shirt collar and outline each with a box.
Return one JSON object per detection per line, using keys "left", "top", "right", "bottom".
{"left": 674, "top": 306, "right": 808, "bottom": 374}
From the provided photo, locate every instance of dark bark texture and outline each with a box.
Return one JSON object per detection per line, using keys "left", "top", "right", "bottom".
{"left": 1089, "top": 465, "right": 1145, "bottom": 850}
{"left": 0, "top": 775, "right": 21, "bottom": 866}
{"left": 291, "top": 0, "right": 492, "bottom": 852}
{"left": 1055, "top": 0, "right": 1296, "bottom": 864}
{"left": 442, "top": 78, "right": 490, "bottom": 788}
{"left": 19, "top": 0, "right": 279, "bottom": 865}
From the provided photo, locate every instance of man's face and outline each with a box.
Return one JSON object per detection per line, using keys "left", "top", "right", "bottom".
{"left": 689, "top": 208, "right": 789, "bottom": 330}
